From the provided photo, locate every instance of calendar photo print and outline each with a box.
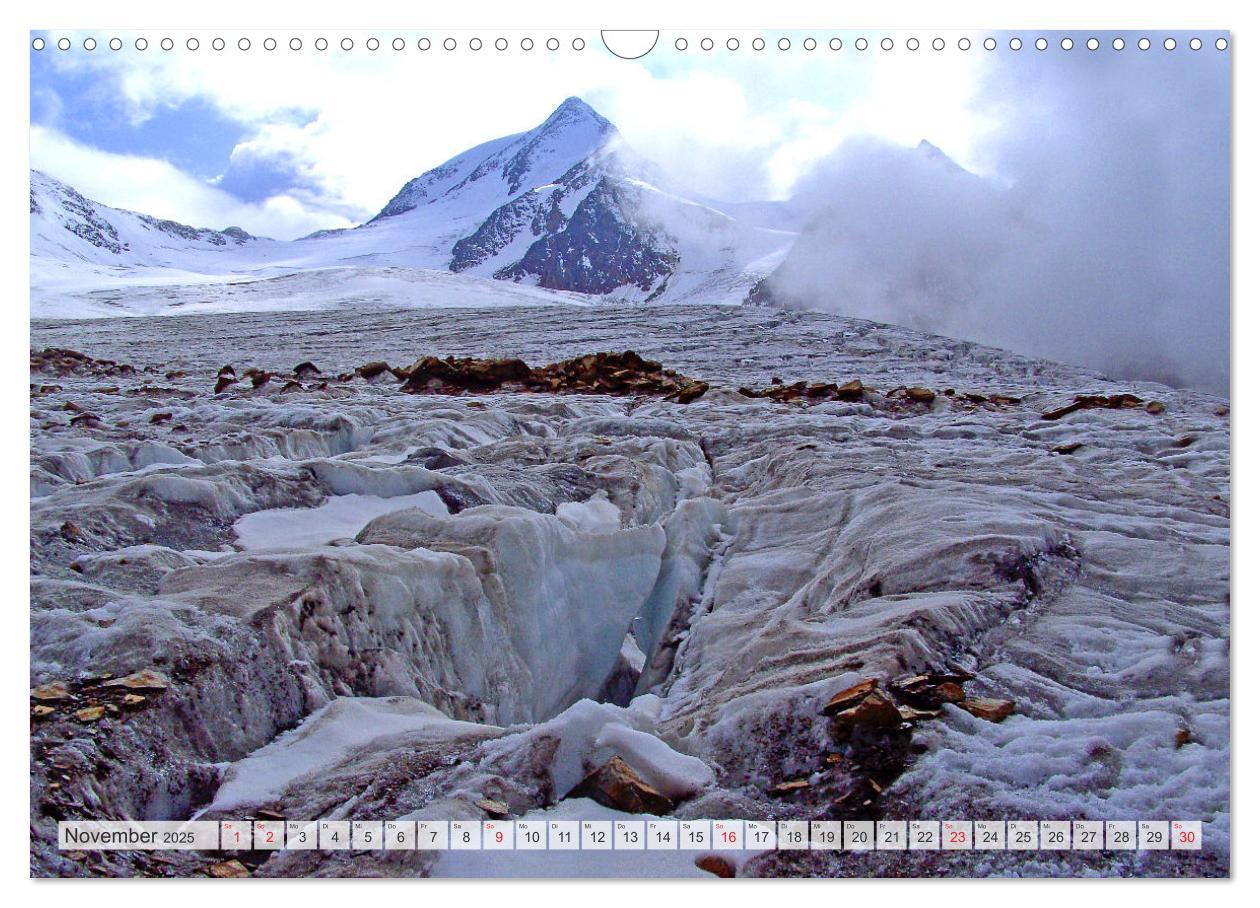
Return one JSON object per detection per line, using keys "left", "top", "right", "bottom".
{"left": 28, "top": 27, "right": 1229, "bottom": 879}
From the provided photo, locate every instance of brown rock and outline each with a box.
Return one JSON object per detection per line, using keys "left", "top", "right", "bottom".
{"left": 565, "top": 756, "right": 673, "bottom": 815}
{"left": 670, "top": 381, "right": 709, "bottom": 404}
{"left": 890, "top": 672, "right": 972, "bottom": 708}
{"left": 906, "top": 386, "right": 936, "bottom": 404}
{"left": 821, "top": 678, "right": 880, "bottom": 716}
{"left": 695, "top": 855, "right": 736, "bottom": 878}
{"left": 769, "top": 778, "right": 811, "bottom": 796}
{"left": 206, "top": 859, "right": 250, "bottom": 878}
{"left": 898, "top": 704, "right": 942, "bottom": 722}
{"left": 102, "top": 669, "right": 170, "bottom": 691}
{"left": 121, "top": 694, "right": 147, "bottom": 707}
{"left": 1042, "top": 399, "right": 1091, "bottom": 420}
{"left": 1052, "top": 442, "right": 1084, "bottom": 455}
{"left": 74, "top": 706, "right": 106, "bottom": 722}
{"left": 214, "top": 375, "right": 237, "bottom": 394}
{"left": 1042, "top": 393, "right": 1146, "bottom": 421}
{"left": 32, "top": 704, "right": 56, "bottom": 719}
{"left": 476, "top": 798, "right": 510, "bottom": 819}
{"left": 1146, "top": 400, "right": 1166, "bottom": 415}
{"left": 836, "top": 379, "right": 865, "bottom": 400}
{"left": 357, "top": 361, "right": 393, "bottom": 381}
{"left": 31, "top": 681, "right": 71, "bottom": 701}
{"left": 890, "top": 673, "right": 932, "bottom": 693}
{"left": 401, "top": 355, "right": 532, "bottom": 393}
{"left": 959, "top": 697, "right": 1015, "bottom": 722}
{"left": 828, "top": 689, "right": 904, "bottom": 728}
{"left": 1174, "top": 726, "right": 1193, "bottom": 748}
{"left": 293, "top": 361, "right": 321, "bottom": 379}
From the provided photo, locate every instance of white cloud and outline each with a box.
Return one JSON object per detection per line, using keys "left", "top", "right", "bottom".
{"left": 760, "top": 43, "right": 1230, "bottom": 395}
{"left": 30, "top": 125, "right": 354, "bottom": 239}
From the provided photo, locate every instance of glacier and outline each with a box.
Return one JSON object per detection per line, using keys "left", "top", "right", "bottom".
{"left": 29, "top": 303, "right": 1229, "bottom": 878}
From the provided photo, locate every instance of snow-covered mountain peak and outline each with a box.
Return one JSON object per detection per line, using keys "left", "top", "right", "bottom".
{"left": 535, "top": 96, "right": 616, "bottom": 140}
{"left": 368, "top": 96, "right": 620, "bottom": 225}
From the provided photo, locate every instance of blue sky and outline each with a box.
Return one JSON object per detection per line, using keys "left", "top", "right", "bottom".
{"left": 32, "top": 52, "right": 249, "bottom": 183}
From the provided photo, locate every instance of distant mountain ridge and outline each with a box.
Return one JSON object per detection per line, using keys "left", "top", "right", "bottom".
{"left": 30, "top": 169, "right": 264, "bottom": 266}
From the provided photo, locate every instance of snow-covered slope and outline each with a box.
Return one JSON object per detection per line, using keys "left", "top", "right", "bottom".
{"left": 32, "top": 266, "right": 595, "bottom": 320}
{"left": 30, "top": 169, "right": 269, "bottom": 268}
{"left": 30, "top": 98, "right": 796, "bottom": 316}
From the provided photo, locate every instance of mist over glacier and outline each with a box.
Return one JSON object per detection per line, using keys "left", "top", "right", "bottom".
{"left": 760, "top": 47, "right": 1229, "bottom": 396}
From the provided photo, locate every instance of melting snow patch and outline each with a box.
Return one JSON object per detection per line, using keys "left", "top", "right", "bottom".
{"left": 233, "top": 491, "right": 448, "bottom": 551}
{"left": 206, "top": 697, "right": 497, "bottom": 814}
{"left": 483, "top": 697, "right": 714, "bottom": 800}
{"left": 555, "top": 492, "right": 622, "bottom": 534}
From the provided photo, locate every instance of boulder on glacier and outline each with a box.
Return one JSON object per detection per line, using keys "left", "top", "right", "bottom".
{"left": 564, "top": 755, "right": 673, "bottom": 815}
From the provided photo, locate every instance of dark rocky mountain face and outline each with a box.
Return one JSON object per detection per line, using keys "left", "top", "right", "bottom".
{"left": 496, "top": 179, "right": 678, "bottom": 294}
{"left": 135, "top": 215, "right": 254, "bottom": 246}
{"left": 448, "top": 160, "right": 597, "bottom": 274}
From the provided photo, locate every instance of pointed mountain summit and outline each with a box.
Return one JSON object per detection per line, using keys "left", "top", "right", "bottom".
{"left": 369, "top": 96, "right": 618, "bottom": 224}
{"left": 357, "top": 96, "right": 792, "bottom": 299}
